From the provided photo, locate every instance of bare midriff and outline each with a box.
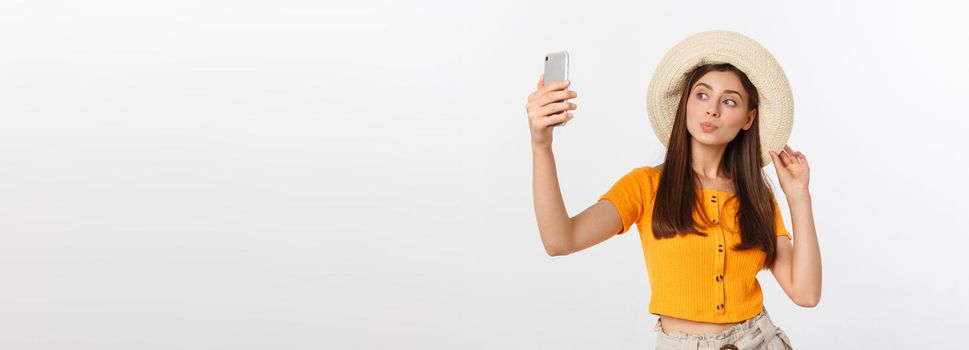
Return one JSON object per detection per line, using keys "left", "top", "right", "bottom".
{"left": 658, "top": 314, "right": 742, "bottom": 335}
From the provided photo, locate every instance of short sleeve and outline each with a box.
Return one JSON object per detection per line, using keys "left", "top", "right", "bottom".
{"left": 772, "top": 196, "right": 792, "bottom": 240}
{"left": 598, "top": 167, "right": 648, "bottom": 235}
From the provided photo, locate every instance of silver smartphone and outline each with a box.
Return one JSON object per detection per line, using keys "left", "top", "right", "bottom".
{"left": 544, "top": 51, "right": 569, "bottom": 127}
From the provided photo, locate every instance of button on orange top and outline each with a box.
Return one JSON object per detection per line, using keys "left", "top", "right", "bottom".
{"left": 598, "top": 166, "right": 792, "bottom": 323}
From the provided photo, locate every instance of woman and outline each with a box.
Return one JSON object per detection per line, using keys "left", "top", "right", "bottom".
{"left": 526, "top": 30, "right": 821, "bottom": 349}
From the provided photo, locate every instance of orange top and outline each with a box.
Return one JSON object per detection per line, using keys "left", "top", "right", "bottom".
{"left": 598, "top": 165, "right": 791, "bottom": 323}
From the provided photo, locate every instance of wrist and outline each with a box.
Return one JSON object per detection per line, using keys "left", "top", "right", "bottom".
{"left": 532, "top": 144, "right": 552, "bottom": 153}
{"left": 785, "top": 187, "right": 811, "bottom": 200}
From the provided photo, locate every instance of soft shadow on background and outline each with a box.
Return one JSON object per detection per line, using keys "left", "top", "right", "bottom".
{"left": 1, "top": 0, "right": 967, "bottom": 349}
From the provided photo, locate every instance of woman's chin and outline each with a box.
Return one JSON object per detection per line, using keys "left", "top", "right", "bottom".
{"left": 690, "top": 133, "right": 730, "bottom": 147}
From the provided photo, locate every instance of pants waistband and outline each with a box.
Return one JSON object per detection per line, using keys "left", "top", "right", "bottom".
{"left": 655, "top": 308, "right": 777, "bottom": 344}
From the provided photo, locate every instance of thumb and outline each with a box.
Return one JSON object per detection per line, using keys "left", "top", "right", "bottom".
{"left": 537, "top": 73, "right": 544, "bottom": 89}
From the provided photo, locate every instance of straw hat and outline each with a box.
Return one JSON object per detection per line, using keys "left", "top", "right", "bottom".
{"left": 646, "top": 30, "right": 793, "bottom": 168}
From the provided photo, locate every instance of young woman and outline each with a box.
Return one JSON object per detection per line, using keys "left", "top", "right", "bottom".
{"left": 526, "top": 31, "right": 821, "bottom": 349}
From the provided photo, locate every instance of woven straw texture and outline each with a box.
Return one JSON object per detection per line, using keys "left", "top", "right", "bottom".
{"left": 646, "top": 30, "right": 793, "bottom": 168}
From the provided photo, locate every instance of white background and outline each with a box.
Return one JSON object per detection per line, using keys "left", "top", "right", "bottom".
{"left": 1, "top": 0, "right": 967, "bottom": 349}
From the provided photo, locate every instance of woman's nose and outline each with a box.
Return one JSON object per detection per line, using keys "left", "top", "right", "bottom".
{"left": 706, "top": 110, "right": 719, "bottom": 117}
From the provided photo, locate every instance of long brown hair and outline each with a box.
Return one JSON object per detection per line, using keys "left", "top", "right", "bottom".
{"left": 651, "top": 63, "right": 783, "bottom": 270}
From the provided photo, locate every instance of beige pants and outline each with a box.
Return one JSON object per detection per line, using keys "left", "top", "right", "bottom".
{"left": 654, "top": 308, "right": 794, "bottom": 350}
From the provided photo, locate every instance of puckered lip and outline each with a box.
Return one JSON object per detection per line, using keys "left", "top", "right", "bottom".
{"left": 700, "top": 122, "right": 718, "bottom": 129}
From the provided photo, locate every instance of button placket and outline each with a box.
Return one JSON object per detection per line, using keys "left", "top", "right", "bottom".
{"left": 711, "top": 193, "right": 727, "bottom": 315}
{"left": 711, "top": 194, "right": 720, "bottom": 225}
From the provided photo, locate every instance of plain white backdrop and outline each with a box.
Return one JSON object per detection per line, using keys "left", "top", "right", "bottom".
{"left": 1, "top": 0, "right": 967, "bottom": 349}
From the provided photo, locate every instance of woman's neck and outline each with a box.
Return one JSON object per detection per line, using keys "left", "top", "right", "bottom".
{"left": 691, "top": 141, "right": 728, "bottom": 180}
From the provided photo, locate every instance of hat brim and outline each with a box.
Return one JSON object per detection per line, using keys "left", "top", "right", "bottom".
{"left": 646, "top": 30, "right": 793, "bottom": 168}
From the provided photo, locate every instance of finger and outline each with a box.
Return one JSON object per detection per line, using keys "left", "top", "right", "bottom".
{"left": 527, "top": 100, "right": 573, "bottom": 119}
{"left": 770, "top": 150, "right": 790, "bottom": 169}
{"left": 795, "top": 151, "right": 807, "bottom": 164}
{"left": 537, "top": 73, "right": 544, "bottom": 89}
{"left": 769, "top": 150, "right": 782, "bottom": 167}
{"left": 528, "top": 80, "right": 575, "bottom": 107}
{"left": 779, "top": 149, "right": 796, "bottom": 166}
{"left": 772, "top": 149, "right": 788, "bottom": 168}
{"left": 784, "top": 145, "right": 803, "bottom": 164}
{"left": 540, "top": 101, "right": 576, "bottom": 117}
{"left": 531, "top": 79, "right": 569, "bottom": 103}
{"left": 540, "top": 90, "right": 577, "bottom": 107}
{"left": 783, "top": 145, "right": 799, "bottom": 164}
{"left": 784, "top": 145, "right": 800, "bottom": 164}
{"left": 542, "top": 112, "right": 573, "bottom": 127}
{"left": 543, "top": 79, "right": 570, "bottom": 94}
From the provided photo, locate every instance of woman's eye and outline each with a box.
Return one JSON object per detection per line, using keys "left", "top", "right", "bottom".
{"left": 697, "top": 93, "right": 737, "bottom": 107}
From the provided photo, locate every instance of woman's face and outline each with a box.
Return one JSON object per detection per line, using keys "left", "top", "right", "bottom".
{"left": 685, "top": 70, "right": 756, "bottom": 146}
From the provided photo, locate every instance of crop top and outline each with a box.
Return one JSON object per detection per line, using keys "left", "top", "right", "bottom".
{"left": 598, "top": 165, "right": 791, "bottom": 323}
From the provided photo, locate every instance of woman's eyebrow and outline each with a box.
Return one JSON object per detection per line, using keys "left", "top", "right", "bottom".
{"left": 693, "top": 82, "right": 744, "bottom": 101}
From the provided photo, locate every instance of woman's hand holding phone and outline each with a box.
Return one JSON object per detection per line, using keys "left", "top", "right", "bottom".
{"left": 525, "top": 74, "right": 577, "bottom": 149}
